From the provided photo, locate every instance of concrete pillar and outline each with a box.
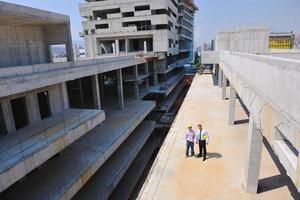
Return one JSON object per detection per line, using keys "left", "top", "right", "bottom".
{"left": 125, "top": 38, "right": 129, "bottom": 54}
{"left": 228, "top": 86, "right": 237, "bottom": 125}
{"left": 60, "top": 82, "right": 69, "bottom": 110}
{"left": 153, "top": 61, "right": 158, "bottom": 86}
{"left": 1, "top": 99, "right": 16, "bottom": 133}
{"left": 215, "top": 64, "right": 219, "bottom": 76}
{"left": 49, "top": 85, "right": 63, "bottom": 115}
{"left": 92, "top": 75, "right": 101, "bottom": 109}
{"left": 244, "top": 116, "right": 263, "bottom": 193}
{"left": 145, "top": 62, "right": 150, "bottom": 90}
{"left": 99, "top": 74, "right": 105, "bottom": 99}
{"left": 115, "top": 39, "right": 120, "bottom": 55}
{"left": 222, "top": 74, "right": 227, "bottom": 100}
{"left": 144, "top": 41, "right": 147, "bottom": 53}
{"left": 112, "top": 43, "right": 116, "bottom": 55}
{"left": 133, "top": 65, "right": 139, "bottom": 99}
{"left": 25, "top": 92, "right": 41, "bottom": 124}
{"left": 218, "top": 68, "right": 223, "bottom": 88}
{"left": 116, "top": 69, "right": 124, "bottom": 110}
{"left": 88, "top": 34, "right": 94, "bottom": 58}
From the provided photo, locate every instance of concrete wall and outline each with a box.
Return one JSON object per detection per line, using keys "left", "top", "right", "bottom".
{"left": 216, "top": 27, "right": 270, "bottom": 54}
{"left": 0, "top": 25, "right": 50, "bottom": 67}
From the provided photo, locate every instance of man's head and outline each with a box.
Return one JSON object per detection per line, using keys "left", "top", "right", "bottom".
{"left": 198, "top": 124, "right": 202, "bottom": 130}
{"left": 187, "top": 125, "right": 192, "bottom": 130}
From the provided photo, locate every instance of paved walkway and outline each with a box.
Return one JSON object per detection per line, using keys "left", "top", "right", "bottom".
{"left": 138, "top": 74, "right": 299, "bottom": 200}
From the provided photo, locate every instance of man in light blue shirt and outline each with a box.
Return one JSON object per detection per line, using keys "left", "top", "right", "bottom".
{"left": 196, "top": 124, "right": 209, "bottom": 161}
{"left": 185, "top": 125, "right": 195, "bottom": 158}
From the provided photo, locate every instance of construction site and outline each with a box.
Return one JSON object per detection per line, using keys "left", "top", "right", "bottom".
{"left": 1, "top": 1, "right": 300, "bottom": 200}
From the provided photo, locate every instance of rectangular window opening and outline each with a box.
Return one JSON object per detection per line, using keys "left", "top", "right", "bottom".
{"left": 11, "top": 97, "right": 29, "bottom": 130}
{"left": 37, "top": 91, "right": 52, "bottom": 119}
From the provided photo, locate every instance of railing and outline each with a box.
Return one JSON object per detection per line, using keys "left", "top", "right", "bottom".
{"left": 32, "top": 102, "right": 153, "bottom": 200}
{"left": 0, "top": 109, "right": 99, "bottom": 173}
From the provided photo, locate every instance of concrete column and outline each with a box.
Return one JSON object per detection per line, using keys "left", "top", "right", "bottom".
{"left": 115, "top": 39, "right": 120, "bottom": 55}
{"left": 92, "top": 75, "right": 101, "bottom": 109}
{"left": 228, "top": 86, "right": 237, "bottom": 125}
{"left": 112, "top": 43, "right": 116, "bottom": 55}
{"left": 218, "top": 68, "right": 223, "bottom": 88}
{"left": 244, "top": 116, "right": 263, "bottom": 193}
{"left": 125, "top": 38, "right": 129, "bottom": 54}
{"left": 153, "top": 61, "right": 158, "bottom": 85}
{"left": 49, "top": 85, "right": 63, "bottom": 115}
{"left": 25, "top": 92, "right": 41, "bottom": 124}
{"left": 116, "top": 69, "right": 124, "bottom": 110}
{"left": 99, "top": 74, "right": 105, "bottom": 99}
{"left": 145, "top": 62, "right": 150, "bottom": 90}
{"left": 92, "top": 36, "right": 98, "bottom": 57}
{"left": 1, "top": 99, "right": 16, "bottom": 133}
{"left": 222, "top": 74, "right": 227, "bottom": 100}
{"left": 144, "top": 41, "right": 147, "bottom": 53}
{"left": 215, "top": 64, "right": 219, "bottom": 76}
{"left": 88, "top": 34, "right": 94, "bottom": 58}
{"left": 60, "top": 82, "right": 69, "bottom": 110}
{"left": 133, "top": 65, "right": 139, "bottom": 99}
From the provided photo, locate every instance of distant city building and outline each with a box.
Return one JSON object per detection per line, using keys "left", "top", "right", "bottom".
{"left": 269, "top": 31, "right": 295, "bottom": 49}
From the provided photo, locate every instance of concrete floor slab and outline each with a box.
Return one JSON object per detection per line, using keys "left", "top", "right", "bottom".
{"left": 0, "top": 108, "right": 105, "bottom": 192}
{"left": 73, "top": 120, "right": 156, "bottom": 200}
{"left": 138, "top": 74, "right": 300, "bottom": 200}
{"left": 0, "top": 99, "right": 155, "bottom": 200}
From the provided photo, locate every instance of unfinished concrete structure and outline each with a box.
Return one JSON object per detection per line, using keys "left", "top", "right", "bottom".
{"left": 0, "top": 1, "right": 196, "bottom": 200}
{"left": 202, "top": 27, "right": 300, "bottom": 194}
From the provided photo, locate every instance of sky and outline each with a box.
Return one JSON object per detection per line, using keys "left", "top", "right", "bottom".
{"left": 4, "top": 0, "right": 300, "bottom": 48}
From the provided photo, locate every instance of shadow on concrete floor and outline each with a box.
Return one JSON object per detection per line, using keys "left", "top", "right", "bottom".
{"left": 258, "top": 137, "right": 300, "bottom": 199}
{"left": 234, "top": 119, "right": 249, "bottom": 125}
{"left": 211, "top": 74, "right": 218, "bottom": 86}
{"left": 194, "top": 152, "right": 222, "bottom": 160}
{"left": 206, "top": 152, "right": 222, "bottom": 160}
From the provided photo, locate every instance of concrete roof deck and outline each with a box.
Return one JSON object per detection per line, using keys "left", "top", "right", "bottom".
{"left": 0, "top": 1, "right": 70, "bottom": 25}
{"left": 0, "top": 55, "right": 146, "bottom": 98}
{"left": 0, "top": 99, "right": 155, "bottom": 200}
{"left": 0, "top": 108, "right": 105, "bottom": 193}
{"left": 138, "top": 74, "right": 300, "bottom": 200}
{"left": 73, "top": 120, "right": 156, "bottom": 200}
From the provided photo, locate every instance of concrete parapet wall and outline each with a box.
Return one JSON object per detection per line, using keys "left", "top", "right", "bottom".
{"left": 0, "top": 109, "right": 105, "bottom": 193}
{"left": 201, "top": 51, "right": 219, "bottom": 64}
{"left": 0, "top": 55, "right": 146, "bottom": 98}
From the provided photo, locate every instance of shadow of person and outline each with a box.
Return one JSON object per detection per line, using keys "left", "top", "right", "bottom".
{"left": 206, "top": 152, "right": 222, "bottom": 160}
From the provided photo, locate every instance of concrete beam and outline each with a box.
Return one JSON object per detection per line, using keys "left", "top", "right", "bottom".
{"left": 222, "top": 74, "right": 227, "bottom": 100}
{"left": 117, "top": 69, "right": 124, "bottom": 110}
{"left": 92, "top": 74, "right": 101, "bottom": 109}
{"left": 228, "top": 86, "right": 237, "bottom": 125}
{"left": 244, "top": 116, "right": 263, "bottom": 193}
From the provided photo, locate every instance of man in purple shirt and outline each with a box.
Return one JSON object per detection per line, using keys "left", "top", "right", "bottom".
{"left": 185, "top": 125, "right": 196, "bottom": 157}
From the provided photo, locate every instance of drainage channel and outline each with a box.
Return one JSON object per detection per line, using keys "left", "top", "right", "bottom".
{"left": 108, "top": 77, "right": 192, "bottom": 200}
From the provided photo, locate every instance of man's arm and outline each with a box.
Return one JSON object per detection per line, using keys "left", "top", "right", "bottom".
{"left": 206, "top": 130, "right": 209, "bottom": 144}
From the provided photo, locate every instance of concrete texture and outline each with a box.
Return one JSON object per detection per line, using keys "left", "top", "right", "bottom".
{"left": 0, "top": 1, "right": 73, "bottom": 67}
{"left": 0, "top": 108, "right": 105, "bottom": 192}
{"left": 73, "top": 120, "right": 156, "bottom": 200}
{"left": 138, "top": 74, "right": 299, "bottom": 200}
{"left": 0, "top": 99, "right": 155, "bottom": 200}
{"left": 0, "top": 55, "right": 146, "bottom": 98}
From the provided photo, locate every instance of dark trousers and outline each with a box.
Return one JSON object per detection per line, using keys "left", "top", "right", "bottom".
{"left": 198, "top": 140, "right": 207, "bottom": 158}
{"left": 186, "top": 141, "right": 195, "bottom": 156}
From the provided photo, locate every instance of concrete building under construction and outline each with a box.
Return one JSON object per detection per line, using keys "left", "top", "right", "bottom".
{"left": 0, "top": 1, "right": 197, "bottom": 200}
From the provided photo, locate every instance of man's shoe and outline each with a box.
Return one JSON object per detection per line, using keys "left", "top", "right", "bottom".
{"left": 203, "top": 157, "right": 206, "bottom": 161}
